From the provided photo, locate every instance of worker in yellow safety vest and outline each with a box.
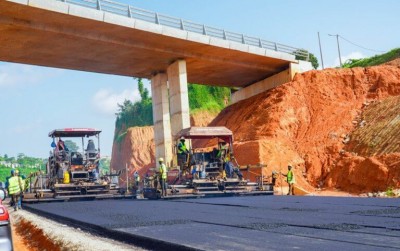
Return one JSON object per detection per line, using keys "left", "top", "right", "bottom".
{"left": 8, "top": 170, "right": 24, "bottom": 211}
{"left": 177, "top": 137, "right": 190, "bottom": 169}
{"left": 134, "top": 171, "right": 141, "bottom": 189}
{"left": 281, "top": 165, "right": 295, "bottom": 195}
{"left": 158, "top": 158, "right": 168, "bottom": 197}
{"left": 216, "top": 142, "right": 229, "bottom": 162}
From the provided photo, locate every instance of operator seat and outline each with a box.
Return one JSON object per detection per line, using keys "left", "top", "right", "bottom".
{"left": 85, "top": 139, "right": 97, "bottom": 160}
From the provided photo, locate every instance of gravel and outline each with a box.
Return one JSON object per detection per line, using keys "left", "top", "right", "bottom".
{"left": 11, "top": 209, "right": 146, "bottom": 251}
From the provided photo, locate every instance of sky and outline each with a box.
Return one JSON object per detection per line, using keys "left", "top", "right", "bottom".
{"left": 0, "top": 0, "right": 399, "bottom": 158}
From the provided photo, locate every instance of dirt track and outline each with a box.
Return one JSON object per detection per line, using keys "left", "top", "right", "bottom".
{"left": 24, "top": 196, "right": 400, "bottom": 251}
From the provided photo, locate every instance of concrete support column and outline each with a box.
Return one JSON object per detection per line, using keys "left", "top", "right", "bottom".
{"left": 167, "top": 60, "right": 191, "bottom": 138}
{"left": 151, "top": 73, "right": 173, "bottom": 166}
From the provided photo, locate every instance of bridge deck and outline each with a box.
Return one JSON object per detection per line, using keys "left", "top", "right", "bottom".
{"left": 0, "top": 0, "right": 297, "bottom": 87}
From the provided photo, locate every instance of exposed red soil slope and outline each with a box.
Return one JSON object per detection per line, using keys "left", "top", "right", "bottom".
{"left": 111, "top": 65, "right": 400, "bottom": 194}
{"left": 111, "top": 126, "right": 155, "bottom": 186}
{"left": 209, "top": 65, "right": 400, "bottom": 193}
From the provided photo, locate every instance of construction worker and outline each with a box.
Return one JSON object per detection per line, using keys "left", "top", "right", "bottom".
{"left": 282, "top": 165, "right": 295, "bottom": 195}
{"left": 134, "top": 171, "right": 141, "bottom": 189}
{"left": 224, "top": 156, "right": 243, "bottom": 180}
{"left": 216, "top": 141, "right": 228, "bottom": 162}
{"left": 8, "top": 169, "right": 24, "bottom": 211}
{"left": 177, "top": 137, "right": 189, "bottom": 169}
{"left": 271, "top": 171, "right": 278, "bottom": 186}
{"left": 158, "top": 158, "right": 167, "bottom": 197}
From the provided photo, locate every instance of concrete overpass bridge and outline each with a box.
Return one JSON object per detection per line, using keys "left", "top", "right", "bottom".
{"left": 0, "top": 0, "right": 312, "bottom": 164}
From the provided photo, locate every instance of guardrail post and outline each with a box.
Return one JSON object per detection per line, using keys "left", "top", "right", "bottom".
{"left": 203, "top": 25, "right": 207, "bottom": 35}
{"left": 155, "top": 13, "right": 160, "bottom": 24}
{"left": 259, "top": 38, "right": 262, "bottom": 48}
{"left": 274, "top": 43, "right": 278, "bottom": 51}
{"left": 128, "top": 6, "right": 132, "bottom": 18}
{"left": 180, "top": 19, "right": 185, "bottom": 30}
{"left": 242, "top": 34, "right": 245, "bottom": 44}
{"left": 96, "top": 0, "right": 102, "bottom": 11}
{"left": 223, "top": 30, "right": 227, "bottom": 40}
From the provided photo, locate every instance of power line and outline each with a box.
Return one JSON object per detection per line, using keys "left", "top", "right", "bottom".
{"left": 338, "top": 35, "right": 385, "bottom": 53}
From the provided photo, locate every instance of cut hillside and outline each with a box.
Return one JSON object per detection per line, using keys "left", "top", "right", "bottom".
{"left": 346, "top": 96, "right": 400, "bottom": 156}
{"left": 111, "top": 64, "right": 400, "bottom": 194}
{"left": 111, "top": 112, "right": 217, "bottom": 186}
{"left": 111, "top": 126, "right": 155, "bottom": 187}
{"left": 209, "top": 65, "right": 400, "bottom": 193}
{"left": 325, "top": 96, "right": 400, "bottom": 193}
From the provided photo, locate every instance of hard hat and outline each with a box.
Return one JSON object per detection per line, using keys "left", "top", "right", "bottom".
{"left": 180, "top": 137, "right": 185, "bottom": 141}
{"left": 15, "top": 170, "right": 20, "bottom": 174}
{"left": 159, "top": 157, "right": 164, "bottom": 162}
{"left": 288, "top": 165, "right": 292, "bottom": 169}
{"left": 10, "top": 169, "right": 15, "bottom": 175}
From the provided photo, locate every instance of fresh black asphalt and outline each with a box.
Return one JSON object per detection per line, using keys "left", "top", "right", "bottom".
{"left": 24, "top": 196, "right": 400, "bottom": 251}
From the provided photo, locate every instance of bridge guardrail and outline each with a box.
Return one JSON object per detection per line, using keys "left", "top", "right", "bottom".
{"left": 57, "top": 0, "right": 309, "bottom": 60}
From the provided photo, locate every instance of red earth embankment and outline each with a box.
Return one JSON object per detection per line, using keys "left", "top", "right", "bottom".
{"left": 111, "top": 65, "right": 400, "bottom": 194}
{"left": 209, "top": 65, "right": 400, "bottom": 193}
{"left": 111, "top": 126, "right": 155, "bottom": 186}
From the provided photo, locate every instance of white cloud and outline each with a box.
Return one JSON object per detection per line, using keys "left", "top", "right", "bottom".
{"left": 0, "top": 63, "right": 63, "bottom": 87}
{"left": 91, "top": 88, "right": 141, "bottom": 117}
{"left": 331, "top": 52, "right": 366, "bottom": 68}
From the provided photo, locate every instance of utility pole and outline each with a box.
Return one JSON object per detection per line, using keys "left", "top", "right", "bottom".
{"left": 329, "top": 34, "right": 342, "bottom": 67}
{"left": 317, "top": 32, "right": 325, "bottom": 69}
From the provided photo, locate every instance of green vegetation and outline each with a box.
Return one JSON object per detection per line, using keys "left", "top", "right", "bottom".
{"left": 64, "top": 140, "right": 79, "bottom": 152}
{"left": 0, "top": 154, "right": 46, "bottom": 182}
{"left": 0, "top": 154, "right": 45, "bottom": 168}
{"left": 114, "top": 78, "right": 231, "bottom": 141}
{"left": 385, "top": 187, "right": 396, "bottom": 197}
{"left": 0, "top": 167, "right": 41, "bottom": 183}
{"left": 99, "top": 157, "right": 111, "bottom": 175}
{"left": 188, "top": 84, "right": 230, "bottom": 112}
{"left": 295, "top": 49, "right": 319, "bottom": 69}
{"left": 115, "top": 78, "right": 153, "bottom": 134}
{"left": 343, "top": 48, "right": 400, "bottom": 68}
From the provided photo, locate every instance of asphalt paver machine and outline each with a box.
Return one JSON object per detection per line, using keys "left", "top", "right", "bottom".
{"left": 143, "top": 127, "right": 274, "bottom": 199}
{"left": 23, "top": 128, "right": 127, "bottom": 202}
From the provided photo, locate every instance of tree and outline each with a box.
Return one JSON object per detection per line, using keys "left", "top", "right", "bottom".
{"left": 294, "top": 49, "right": 319, "bottom": 70}
{"left": 137, "top": 78, "right": 150, "bottom": 101}
{"left": 64, "top": 140, "right": 79, "bottom": 152}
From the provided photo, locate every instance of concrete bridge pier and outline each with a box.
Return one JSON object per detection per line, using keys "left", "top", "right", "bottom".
{"left": 168, "top": 60, "right": 191, "bottom": 139}
{"left": 151, "top": 60, "right": 191, "bottom": 167}
{"left": 151, "top": 73, "right": 173, "bottom": 166}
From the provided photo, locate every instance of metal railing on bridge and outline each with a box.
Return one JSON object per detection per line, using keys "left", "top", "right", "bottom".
{"left": 56, "top": 0, "right": 310, "bottom": 60}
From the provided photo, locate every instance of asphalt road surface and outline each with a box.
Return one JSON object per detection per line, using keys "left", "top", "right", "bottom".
{"left": 25, "top": 196, "right": 400, "bottom": 251}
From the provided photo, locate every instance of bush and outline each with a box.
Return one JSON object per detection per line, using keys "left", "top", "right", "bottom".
{"left": 343, "top": 48, "right": 400, "bottom": 68}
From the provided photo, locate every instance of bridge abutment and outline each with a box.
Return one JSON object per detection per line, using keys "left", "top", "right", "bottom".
{"left": 231, "top": 60, "right": 313, "bottom": 104}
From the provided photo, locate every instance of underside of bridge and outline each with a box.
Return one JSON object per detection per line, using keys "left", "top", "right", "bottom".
{"left": 0, "top": 0, "right": 312, "bottom": 165}
{"left": 0, "top": 0, "right": 297, "bottom": 88}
